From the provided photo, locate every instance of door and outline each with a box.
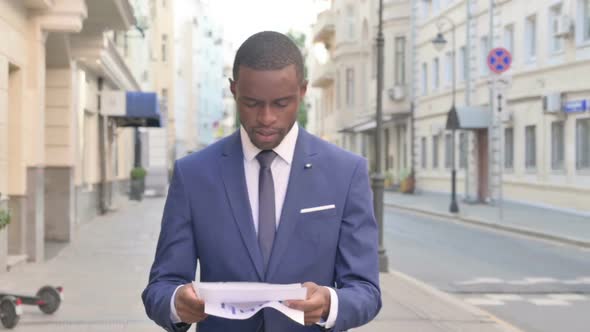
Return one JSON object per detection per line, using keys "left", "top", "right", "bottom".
{"left": 477, "top": 129, "right": 489, "bottom": 202}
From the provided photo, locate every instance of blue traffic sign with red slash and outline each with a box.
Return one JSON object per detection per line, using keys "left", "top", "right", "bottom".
{"left": 487, "top": 47, "right": 512, "bottom": 74}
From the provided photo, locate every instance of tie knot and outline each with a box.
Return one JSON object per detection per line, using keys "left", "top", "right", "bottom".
{"left": 256, "top": 150, "right": 277, "bottom": 168}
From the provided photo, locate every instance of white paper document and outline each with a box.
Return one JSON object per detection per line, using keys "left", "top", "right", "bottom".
{"left": 195, "top": 282, "right": 307, "bottom": 325}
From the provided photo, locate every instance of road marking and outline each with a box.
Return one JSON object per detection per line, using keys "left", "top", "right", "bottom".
{"left": 462, "top": 294, "right": 588, "bottom": 307}
{"left": 562, "top": 277, "right": 590, "bottom": 285}
{"left": 457, "top": 278, "right": 505, "bottom": 285}
{"left": 457, "top": 276, "right": 590, "bottom": 285}
{"left": 547, "top": 294, "right": 588, "bottom": 301}
{"left": 486, "top": 294, "right": 524, "bottom": 301}
{"left": 527, "top": 298, "right": 570, "bottom": 306}
{"left": 464, "top": 298, "right": 505, "bottom": 306}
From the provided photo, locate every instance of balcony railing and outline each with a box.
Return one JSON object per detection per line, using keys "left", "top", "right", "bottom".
{"left": 312, "top": 9, "right": 335, "bottom": 44}
{"left": 311, "top": 60, "right": 335, "bottom": 88}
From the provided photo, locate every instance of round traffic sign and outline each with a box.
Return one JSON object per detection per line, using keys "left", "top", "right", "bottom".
{"left": 487, "top": 47, "right": 512, "bottom": 74}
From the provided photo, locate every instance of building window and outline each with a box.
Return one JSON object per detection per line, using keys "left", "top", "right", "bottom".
{"left": 505, "top": 127, "right": 514, "bottom": 169}
{"left": 161, "top": 88, "right": 168, "bottom": 102}
{"left": 433, "top": 135, "right": 440, "bottom": 169}
{"left": 480, "top": 35, "right": 489, "bottom": 76}
{"left": 581, "top": 0, "right": 590, "bottom": 42}
{"left": 525, "top": 125, "right": 537, "bottom": 170}
{"left": 525, "top": 15, "right": 537, "bottom": 62}
{"left": 385, "top": 129, "right": 391, "bottom": 170}
{"left": 444, "top": 133, "right": 453, "bottom": 168}
{"left": 504, "top": 24, "right": 515, "bottom": 57}
{"left": 433, "top": 58, "right": 440, "bottom": 90}
{"left": 162, "top": 34, "right": 168, "bottom": 62}
{"left": 459, "top": 132, "right": 467, "bottom": 169}
{"left": 346, "top": 5, "right": 355, "bottom": 40}
{"left": 458, "top": 46, "right": 467, "bottom": 82}
{"left": 421, "top": 137, "right": 427, "bottom": 169}
{"left": 432, "top": 0, "right": 440, "bottom": 14}
{"left": 402, "top": 126, "right": 407, "bottom": 168}
{"left": 549, "top": 4, "right": 564, "bottom": 54}
{"left": 394, "top": 37, "right": 406, "bottom": 84}
{"left": 576, "top": 118, "right": 590, "bottom": 169}
{"left": 551, "top": 121, "right": 565, "bottom": 170}
{"left": 444, "top": 51, "right": 452, "bottom": 86}
{"left": 422, "top": 62, "right": 428, "bottom": 95}
{"left": 336, "top": 71, "right": 341, "bottom": 109}
{"left": 346, "top": 68, "right": 355, "bottom": 107}
{"left": 421, "top": 0, "right": 432, "bottom": 19}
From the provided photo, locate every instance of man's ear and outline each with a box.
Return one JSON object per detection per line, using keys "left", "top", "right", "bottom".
{"left": 229, "top": 78, "right": 237, "bottom": 99}
{"left": 300, "top": 80, "right": 308, "bottom": 98}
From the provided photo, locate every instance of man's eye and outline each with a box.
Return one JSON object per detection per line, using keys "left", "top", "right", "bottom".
{"left": 244, "top": 101, "right": 259, "bottom": 107}
{"left": 275, "top": 101, "right": 289, "bottom": 108}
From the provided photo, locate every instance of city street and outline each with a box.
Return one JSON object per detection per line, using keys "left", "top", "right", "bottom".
{"left": 383, "top": 206, "right": 590, "bottom": 332}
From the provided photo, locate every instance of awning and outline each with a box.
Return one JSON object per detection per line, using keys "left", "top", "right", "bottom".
{"left": 101, "top": 91, "right": 162, "bottom": 127}
{"left": 339, "top": 113, "right": 410, "bottom": 133}
{"left": 451, "top": 106, "right": 492, "bottom": 130}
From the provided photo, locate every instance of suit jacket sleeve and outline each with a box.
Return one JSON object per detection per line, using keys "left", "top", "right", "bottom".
{"left": 142, "top": 161, "right": 197, "bottom": 332}
{"left": 333, "top": 158, "right": 382, "bottom": 331}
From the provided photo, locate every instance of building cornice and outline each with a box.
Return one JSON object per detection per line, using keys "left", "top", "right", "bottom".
{"left": 33, "top": 0, "right": 88, "bottom": 33}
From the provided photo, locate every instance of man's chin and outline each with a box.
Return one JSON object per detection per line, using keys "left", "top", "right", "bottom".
{"left": 251, "top": 133, "right": 282, "bottom": 150}
{"left": 252, "top": 140, "right": 279, "bottom": 150}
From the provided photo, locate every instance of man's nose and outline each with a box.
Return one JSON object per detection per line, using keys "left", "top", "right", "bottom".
{"left": 257, "top": 105, "right": 277, "bottom": 126}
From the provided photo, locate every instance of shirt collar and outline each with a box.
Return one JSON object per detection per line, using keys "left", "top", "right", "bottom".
{"left": 240, "top": 123, "right": 299, "bottom": 165}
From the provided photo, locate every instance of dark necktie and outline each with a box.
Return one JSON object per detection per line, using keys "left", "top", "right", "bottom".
{"left": 256, "top": 150, "right": 278, "bottom": 270}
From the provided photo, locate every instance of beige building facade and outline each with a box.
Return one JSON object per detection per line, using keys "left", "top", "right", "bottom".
{"left": 414, "top": 0, "right": 590, "bottom": 213}
{"left": 311, "top": 0, "right": 412, "bottom": 181}
{"left": 0, "top": 0, "right": 152, "bottom": 272}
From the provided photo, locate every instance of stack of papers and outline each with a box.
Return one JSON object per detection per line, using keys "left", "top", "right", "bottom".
{"left": 194, "top": 282, "right": 307, "bottom": 325}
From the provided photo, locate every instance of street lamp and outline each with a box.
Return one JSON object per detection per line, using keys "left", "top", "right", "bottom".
{"left": 373, "top": 0, "right": 389, "bottom": 272}
{"left": 431, "top": 17, "right": 460, "bottom": 214}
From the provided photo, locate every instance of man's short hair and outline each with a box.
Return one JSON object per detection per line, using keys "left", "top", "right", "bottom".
{"left": 233, "top": 31, "right": 305, "bottom": 83}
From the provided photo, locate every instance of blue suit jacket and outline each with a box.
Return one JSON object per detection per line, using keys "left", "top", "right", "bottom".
{"left": 142, "top": 128, "right": 381, "bottom": 332}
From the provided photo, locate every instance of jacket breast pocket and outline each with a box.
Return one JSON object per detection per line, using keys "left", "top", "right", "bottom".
{"left": 296, "top": 206, "right": 339, "bottom": 247}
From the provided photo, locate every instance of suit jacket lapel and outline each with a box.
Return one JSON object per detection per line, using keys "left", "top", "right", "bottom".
{"left": 266, "top": 129, "right": 317, "bottom": 280}
{"left": 219, "top": 132, "right": 265, "bottom": 280}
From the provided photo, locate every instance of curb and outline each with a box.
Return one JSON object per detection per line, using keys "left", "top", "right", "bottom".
{"left": 385, "top": 202, "right": 590, "bottom": 248}
{"left": 389, "top": 270, "right": 526, "bottom": 332}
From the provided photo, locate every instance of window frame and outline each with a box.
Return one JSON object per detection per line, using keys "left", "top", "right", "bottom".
{"left": 576, "top": 118, "right": 590, "bottom": 170}
{"left": 504, "top": 127, "right": 514, "bottom": 170}
{"left": 551, "top": 121, "right": 565, "bottom": 171}
{"left": 525, "top": 125, "right": 537, "bottom": 170}
{"left": 525, "top": 14, "right": 538, "bottom": 63}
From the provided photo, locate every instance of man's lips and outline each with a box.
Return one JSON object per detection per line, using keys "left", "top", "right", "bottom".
{"left": 254, "top": 131, "right": 279, "bottom": 142}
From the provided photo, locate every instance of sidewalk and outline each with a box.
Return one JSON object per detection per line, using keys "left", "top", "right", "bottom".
{"left": 353, "top": 272, "right": 522, "bottom": 332}
{"left": 385, "top": 191, "right": 590, "bottom": 248}
{"left": 0, "top": 199, "right": 163, "bottom": 332}
{"left": 0, "top": 196, "right": 524, "bottom": 331}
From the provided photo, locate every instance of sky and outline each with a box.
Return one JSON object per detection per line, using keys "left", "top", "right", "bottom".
{"left": 203, "top": 0, "right": 330, "bottom": 51}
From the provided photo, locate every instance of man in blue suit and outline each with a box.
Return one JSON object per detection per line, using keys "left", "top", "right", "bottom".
{"left": 142, "top": 31, "right": 381, "bottom": 332}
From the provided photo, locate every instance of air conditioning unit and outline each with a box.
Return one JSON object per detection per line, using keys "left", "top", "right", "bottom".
{"left": 543, "top": 92, "right": 563, "bottom": 113}
{"left": 555, "top": 15, "right": 573, "bottom": 39}
{"left": 388, "top": 85, "right": 406, "bottom": 101}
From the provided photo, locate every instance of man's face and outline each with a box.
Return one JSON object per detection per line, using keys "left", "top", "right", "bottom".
{"left": 230, "top": 64, "right": 307, "bottom": 150}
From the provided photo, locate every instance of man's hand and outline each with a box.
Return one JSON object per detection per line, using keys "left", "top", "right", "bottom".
{"left": 174, "top": 283, "right": 208, "bottom": 324}
{"left": 285, "top": 282, "right": 331, "bottom": 325}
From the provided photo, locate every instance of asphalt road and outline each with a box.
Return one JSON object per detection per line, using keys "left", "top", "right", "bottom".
{"left": 383, "top": 207, "right": 590, "bottom": 332}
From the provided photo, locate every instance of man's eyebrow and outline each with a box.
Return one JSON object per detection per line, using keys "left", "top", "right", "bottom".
{"left": 273, "top": 95, "right": 297, "bottom": 102}
{"left": 238, "top": 96, "right": 262, "bottom": 103}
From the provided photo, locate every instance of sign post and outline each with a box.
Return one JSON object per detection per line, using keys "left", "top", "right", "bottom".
{"left": 487, "top": 47, "right": 512, "bottom": 221}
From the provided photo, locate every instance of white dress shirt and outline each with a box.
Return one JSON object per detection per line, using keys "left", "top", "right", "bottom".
{"left": 171, "top": 123, "right": 338, "bottom": 328}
